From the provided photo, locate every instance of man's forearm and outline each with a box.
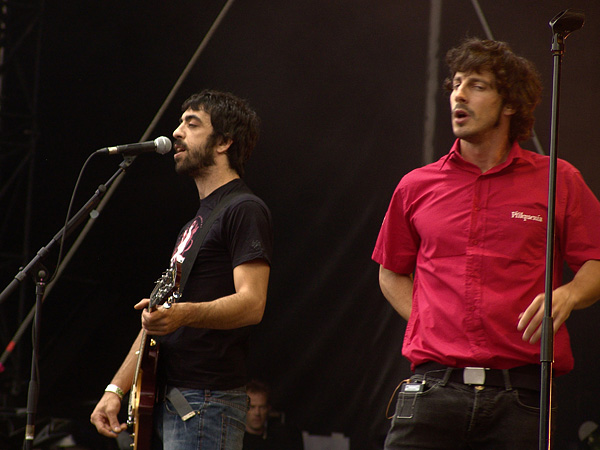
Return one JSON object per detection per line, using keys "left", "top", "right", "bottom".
{"left": 109, "top": 330, "right": 144, "bottom": 395}
{"left": 379, "top": 266, "right": 413, "bottom": 321}
{"left": 568, "top": 259, "right": 600, "bottom": 310}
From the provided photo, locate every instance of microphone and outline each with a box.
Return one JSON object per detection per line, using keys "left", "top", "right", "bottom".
{"left": 99, "top": 136, "right": 172, "bottom": 156}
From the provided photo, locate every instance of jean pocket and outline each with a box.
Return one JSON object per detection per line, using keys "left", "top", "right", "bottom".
{"left": 219, "top": 413, "right": 246, "bottom": 449}
{"left": 164, "top": 396, "right": 197, "bottom": 417}
{"left": 513, "top": 388, "right": 541, "bottom": 412}
{"left": 211, "top": 391, "right": 249, "bottom": 414}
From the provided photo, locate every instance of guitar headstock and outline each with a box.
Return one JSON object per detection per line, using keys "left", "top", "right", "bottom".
{"left": 148, "top": 261, "right": 182, "bottom": 309}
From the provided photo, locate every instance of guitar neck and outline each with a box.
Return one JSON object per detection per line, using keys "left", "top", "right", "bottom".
{"left": 128, "top": 328, "right": 148, "bottom": 420}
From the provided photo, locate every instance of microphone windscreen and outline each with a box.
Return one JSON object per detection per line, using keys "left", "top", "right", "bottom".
{"left": 155, "top": 136, "right": 172, "bottom": 154}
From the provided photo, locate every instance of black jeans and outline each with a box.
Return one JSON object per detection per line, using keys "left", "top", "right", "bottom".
{"left": 384, "top": 373, "right": 550, "bottom": 450}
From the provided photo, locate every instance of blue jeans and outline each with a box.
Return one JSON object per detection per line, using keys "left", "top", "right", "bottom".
{"left": 384, "top": 374, "right": 550, "bottom": 450}
{"left": 152, "top": 387, "right": 248, "bottom": 450}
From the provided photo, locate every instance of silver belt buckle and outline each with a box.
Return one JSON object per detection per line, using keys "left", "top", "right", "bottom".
{"left": 463, "top": 367, "right": 487, "bottom": 385}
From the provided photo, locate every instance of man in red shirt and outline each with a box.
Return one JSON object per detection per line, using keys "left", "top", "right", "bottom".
{"left": 373, "top": 38, "right": 600, "bottom": 449}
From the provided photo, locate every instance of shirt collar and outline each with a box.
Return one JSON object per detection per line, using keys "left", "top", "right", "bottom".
{"left": 440, "top": 139, "right": 537, "bottom": 173}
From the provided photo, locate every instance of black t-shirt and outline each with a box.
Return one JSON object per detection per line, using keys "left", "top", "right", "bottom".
{"left": 158, "top": 179, "right": 273, "bottom": 390}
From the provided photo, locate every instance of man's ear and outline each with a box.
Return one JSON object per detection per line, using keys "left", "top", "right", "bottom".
{"left": 503, "top": 104, "right": 516, "bottom": 116}
{"left": 216, "top": 137, "right": 233, "bottom": 154}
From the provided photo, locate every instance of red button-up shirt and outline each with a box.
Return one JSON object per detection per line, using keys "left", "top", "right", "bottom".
{"left": 373, "top": 141, "right": 600, "bottom": 374}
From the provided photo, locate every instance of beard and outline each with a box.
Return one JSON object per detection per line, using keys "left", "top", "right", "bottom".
{"left": 174, "top": 139, "right": 217, "bottom": 178}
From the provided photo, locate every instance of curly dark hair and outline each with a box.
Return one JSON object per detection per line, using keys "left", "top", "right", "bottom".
{"left": 443, "top": 38, "right": 542, "bottom": 143}
{"left": 182, "top": 90, "right": 260, "bottom": 177}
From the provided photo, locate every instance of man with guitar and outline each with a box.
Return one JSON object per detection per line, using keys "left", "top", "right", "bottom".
{"left": 90, "top": 90, "right": 273, "bottom": 450}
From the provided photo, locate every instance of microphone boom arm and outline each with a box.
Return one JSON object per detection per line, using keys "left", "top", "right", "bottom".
{"left": 0, "top": 159, "right": 131, "bottom": 367}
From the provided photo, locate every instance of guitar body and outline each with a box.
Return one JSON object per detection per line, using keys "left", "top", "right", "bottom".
{"left": 128, "top": 262, "right": 181, "bottom": 449}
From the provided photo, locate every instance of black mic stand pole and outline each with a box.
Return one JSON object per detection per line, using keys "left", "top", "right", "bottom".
{"left": 23, "top": 266, "right": 47, "bottom": 450}
{"left": 0, "top": 156, "right": 133, "bottom": 450}
{"left": 539, "top": 9, "right": 585, "bottom": 450}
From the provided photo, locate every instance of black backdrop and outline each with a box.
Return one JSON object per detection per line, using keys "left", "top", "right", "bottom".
{"left": 1, "top": 1, "right": 600, "bottom": 449}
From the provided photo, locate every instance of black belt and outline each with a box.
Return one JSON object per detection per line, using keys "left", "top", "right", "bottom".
{"left": 414, "top": 361, "right": 542, "bottom": 391}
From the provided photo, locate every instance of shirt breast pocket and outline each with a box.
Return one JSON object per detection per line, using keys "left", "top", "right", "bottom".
{"left": 487, "top": 205, "right": 547, "bottom": 261}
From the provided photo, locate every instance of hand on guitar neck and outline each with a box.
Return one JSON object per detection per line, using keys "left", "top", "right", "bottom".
{"left": 134, "top": 297, "right": 186, "bottom": 336}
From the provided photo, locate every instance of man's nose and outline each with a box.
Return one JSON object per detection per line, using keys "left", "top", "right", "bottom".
{"left": 173, "top": 123, "right": 184, "bottom": 139}
{"left": 453, "top": 85, "right": 467, "bottom": 103}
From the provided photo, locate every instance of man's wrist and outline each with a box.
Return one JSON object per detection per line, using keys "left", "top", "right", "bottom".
{"left": 105, "top": 384, "right": 125, "bottom": 401}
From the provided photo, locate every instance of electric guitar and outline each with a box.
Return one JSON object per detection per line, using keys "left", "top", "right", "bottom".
{"left": 127, "top": 262, "right": 181, "bottom": 450}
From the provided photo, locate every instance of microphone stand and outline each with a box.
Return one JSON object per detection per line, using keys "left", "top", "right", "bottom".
{"left": 0, "top": 157, "right": 134, "bottom": 450}
{"left": 0, "top": 157, "right": 133, "bottom": 306}
{"left": 23, "top": 266, "right": 47, "bottom": 450}
{"left": 539, "top": 9, "right": 585, "bottom": 450}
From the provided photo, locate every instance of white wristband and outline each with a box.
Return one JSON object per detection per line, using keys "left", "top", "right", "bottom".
{"left": 105, "top": 384, "right": 124, "bottom": 401}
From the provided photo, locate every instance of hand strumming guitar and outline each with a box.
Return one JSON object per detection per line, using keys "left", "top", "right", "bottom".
{"left": 90, "top": 391, "right": 128, "bottom": 437}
